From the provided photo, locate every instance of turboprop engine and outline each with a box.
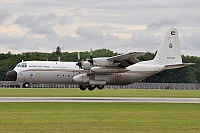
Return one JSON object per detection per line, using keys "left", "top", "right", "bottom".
{"left": 91, "top": 66, "right": 128, "bottom": 73}
{"left": 72, "top": 74, "right": 89, "bottom": 84}
{"left": 93, "top": 58, "right": 113, "bottom": 66}
{"left": 72, "top": 74, "right": 106, "bottom": 85}
{"left": 72, "top": 72, "right": 138, "bottom": 86}
{"left": 77, "top": 58, "right": 114, "bottom": 69}
{"left": 81, "top": 61, "right": 90, "bottom": 70}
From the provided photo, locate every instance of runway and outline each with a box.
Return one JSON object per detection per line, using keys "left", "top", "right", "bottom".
{"left": 0, "top": 97, "right": 199, "bottom": 103}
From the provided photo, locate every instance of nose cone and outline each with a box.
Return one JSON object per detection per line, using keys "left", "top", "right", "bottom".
{"left": 6, "top": 70, "right": 17, "bottom": 81}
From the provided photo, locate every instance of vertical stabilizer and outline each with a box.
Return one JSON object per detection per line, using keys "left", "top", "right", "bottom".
{"left": 153, "top": 28, "right": 182, "bottom": 65}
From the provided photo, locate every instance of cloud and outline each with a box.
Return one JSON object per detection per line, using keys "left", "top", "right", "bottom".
{"left": 0, "top": 33, "right": 44, "bottom": 51}
{"left": 181, "top": 31, "right": 200, "bottom": 50}
{"left": 0, "top": 11, "right": 12, "bottom": 24}
{"left": 0, "top": 25, "right": 26, "bottom": 36}
{"left": 15, "top": 13, "right": 73, "bottom": 36}
{"left": 192, "top": 14, "right": 200, "bottom": 27}
{"left": 58, "top": 15, "right": 72, "bottom": 25}
{"left": 76, "top": 26, "right": 103, "bottom": 40}
{"left": 147, "top": 15, "right": 184, "bottom": 29}
{"left": 15, "top": 13, "right": 58, "bottom": 35}
{"left": 0, "top": 0, "right": 200, "bottom": 56}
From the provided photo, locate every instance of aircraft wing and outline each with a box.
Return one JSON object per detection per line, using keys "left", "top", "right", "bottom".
{"left": 107, "top": 52, "right": 144, "bottom": 67}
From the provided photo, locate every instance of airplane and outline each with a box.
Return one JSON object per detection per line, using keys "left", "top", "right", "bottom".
{"left": 6, "top": 28, "right": 193, "bottom": 90}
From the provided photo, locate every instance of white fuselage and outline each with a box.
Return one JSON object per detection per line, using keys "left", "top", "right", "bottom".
{"left": 13, "top": 61, "right": 165, "bottom": 85}
{"left": 15, "top": 61, "right": 87, "bottom": 84}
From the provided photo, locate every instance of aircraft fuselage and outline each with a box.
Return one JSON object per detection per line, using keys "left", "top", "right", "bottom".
{"left": 9, "top": 61, "right": 164, "bottom": 87}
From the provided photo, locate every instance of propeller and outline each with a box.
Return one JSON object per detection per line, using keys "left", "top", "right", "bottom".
{"left": 88, "top": 49, "right": 94, "bottom": 66}
{"left": 76, "top": 52, "right": 82, "bottom": 69}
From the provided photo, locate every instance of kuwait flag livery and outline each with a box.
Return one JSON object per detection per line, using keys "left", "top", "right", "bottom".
{"left": 171, "top": 31, "right": 175, "bottom": 35}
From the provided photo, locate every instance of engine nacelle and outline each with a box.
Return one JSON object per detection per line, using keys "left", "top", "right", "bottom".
{"left": 73, "top": 74, "right": 106, "bottom": 85}
{"left": 73, "top": 73, "right": 136, "bottom": 85}
{"left": 91, "top": 67, "right": 128, "bottom": 73}
{"left": 93, "top": 57, "right": 113, "bottom": 66}
{"left": 81, "top": 61, "right": 90, "bottom": 70}
{"left": 72, "top": 74, "right": 89, "bottom": 84}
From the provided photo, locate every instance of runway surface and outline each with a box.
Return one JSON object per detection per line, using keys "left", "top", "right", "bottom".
{"left": 0, "top": 97, "right": 199, "bottom": 103}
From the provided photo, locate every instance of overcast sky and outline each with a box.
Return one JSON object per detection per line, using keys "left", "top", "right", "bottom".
{"left": 0, "top": 0, "right": 200, "bottom": 56}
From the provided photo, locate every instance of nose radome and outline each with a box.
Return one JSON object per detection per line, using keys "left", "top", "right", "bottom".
{"left": 6, "top": 70, "right": 17, "bottom": 81}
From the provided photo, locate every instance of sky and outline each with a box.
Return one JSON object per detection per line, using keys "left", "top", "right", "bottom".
{"left": 0, "top": 0, "right": 200, "bottom": 56}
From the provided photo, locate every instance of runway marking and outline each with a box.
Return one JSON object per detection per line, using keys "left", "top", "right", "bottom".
{"left": 0, "top": 97, "right": 199, "bottom": 103}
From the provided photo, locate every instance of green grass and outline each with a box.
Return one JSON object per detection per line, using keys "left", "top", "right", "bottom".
{"left": 0, "top": 89, "right": 199, "bottom": 132}
{"left": 0, "top": 102, "right": 199, "bottom": 133}
{"left": 0, "top": 88, "right": 199, "bottom": 98}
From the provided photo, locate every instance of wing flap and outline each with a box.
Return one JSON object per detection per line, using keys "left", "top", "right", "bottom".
{"left": 107, "top": 52, "right": 144, "bottom": 67}
{"left": 108, "top": 52, "right": 144, "bottom": 62}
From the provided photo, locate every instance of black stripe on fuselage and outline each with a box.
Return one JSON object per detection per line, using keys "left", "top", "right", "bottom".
{"left": 21, "top": 69, "right": 158, "bottom": 75}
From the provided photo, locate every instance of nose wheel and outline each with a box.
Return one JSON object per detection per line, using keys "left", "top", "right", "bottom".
{"left": 23, "top": 82, "right": 30, "bottom": 88}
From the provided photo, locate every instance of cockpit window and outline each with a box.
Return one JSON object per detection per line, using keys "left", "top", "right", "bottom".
{"left": 17, "top": 63, "right": 27, "bottom": 68}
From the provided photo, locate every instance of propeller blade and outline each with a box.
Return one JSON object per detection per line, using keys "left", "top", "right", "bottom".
{"left": 88, "top": 49, "right": 94, "bottom": 65}
{"left": 77, "top": 52, "right": 80, "bottom": 61}
{"left": 90, "top": 49, "right": 92, "bottom": 57}
{"left": 76, "top": 52, "right": 82, "bottom": 68}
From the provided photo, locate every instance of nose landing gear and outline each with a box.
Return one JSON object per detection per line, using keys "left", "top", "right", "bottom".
{"left": 23, "top": 82, "right": 30, "bottom": 88}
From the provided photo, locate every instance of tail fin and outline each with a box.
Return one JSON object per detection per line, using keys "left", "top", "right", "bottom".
{"left": 153, "top": 28, "right": 182, "bottom": 65}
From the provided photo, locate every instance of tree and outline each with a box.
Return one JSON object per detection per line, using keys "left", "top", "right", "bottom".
{"left": 56, "top": 46, "right": 61, "bottom": 56}
{"left": 0, "top": 50, "right": 200, "bottom": 83}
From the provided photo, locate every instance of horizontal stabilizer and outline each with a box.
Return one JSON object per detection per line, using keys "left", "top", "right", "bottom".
{"left": 165, "top": 63, "right": 195, "bottom": 70}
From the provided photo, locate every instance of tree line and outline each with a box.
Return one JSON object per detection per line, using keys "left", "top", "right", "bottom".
{"left": 0, "top": 48, "right": 199, "bottom": 83}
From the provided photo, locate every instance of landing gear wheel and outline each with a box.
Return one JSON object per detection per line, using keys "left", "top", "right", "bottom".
{"left": 88, "top": 85, "right": 96, "bottom": 91}
{"left": 23, "top": 82, "right": 30, "bottom": 88}
{"left": 97, "top": 85, "right": 104, "bottom": 90}
{"left": 79, "top": 85, "right": 87, "bottom": 91}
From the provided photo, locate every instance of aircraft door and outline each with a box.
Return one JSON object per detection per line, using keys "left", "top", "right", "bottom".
{"left": 110, "top": 73, "right": 121, "bottom": 84}
{"left": 34, "top": 73, "right": 40, "bottom": 82}
{"left": 115, "top": 73, "right": 121, "bottom": 82}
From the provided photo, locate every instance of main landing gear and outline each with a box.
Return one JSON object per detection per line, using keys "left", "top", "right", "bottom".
{"left": 79, "top": 85, "right": 104, "bottom": 91}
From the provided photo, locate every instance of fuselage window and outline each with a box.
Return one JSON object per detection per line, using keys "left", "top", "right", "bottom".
{"left": 21, "top": 63, "right": 27, "bottom": 68}
{"left": 17, "top": 64, "right": 21, "bottom": 67}
{"left": 17, "top": 63, "right": 27, "bottom": 68}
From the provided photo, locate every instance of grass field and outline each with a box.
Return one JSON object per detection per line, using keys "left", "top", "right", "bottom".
{"left": 0, "top": 88, "right": 199, "bottom": 132}
{"left": 0, "top": 88, "right": 200, "bottom": 98}
{"left": 0, "top": 102, "right": 200, "bottom": 133}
